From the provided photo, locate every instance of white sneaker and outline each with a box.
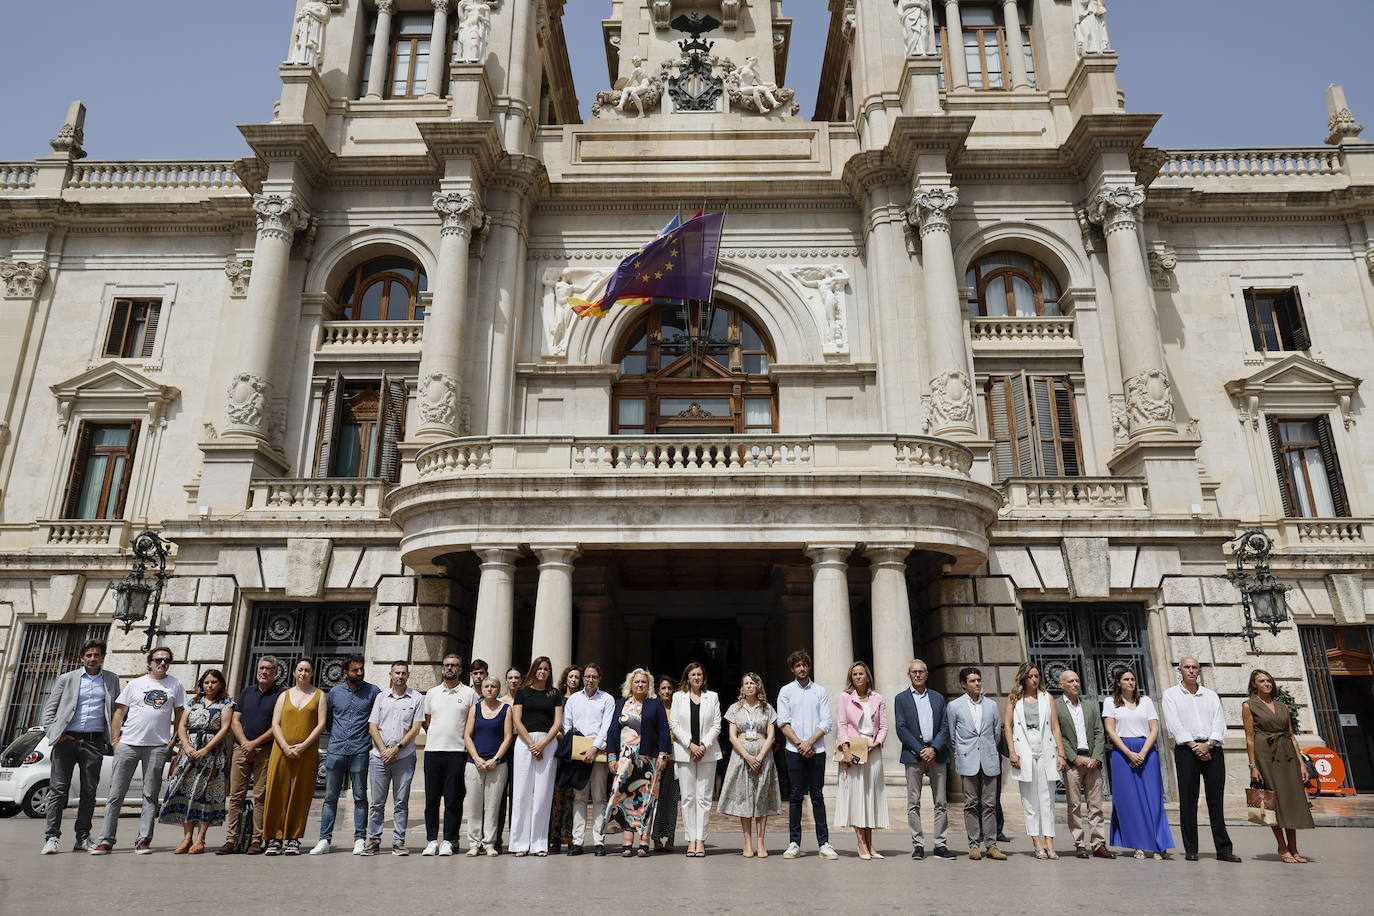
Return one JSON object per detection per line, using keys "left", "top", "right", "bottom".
{"left": 352, "top": 839, "right": 366, "bottom": 856}
{"left": 41, "top": 837, "right": 60, "bottom": 855}
{"left": 422, "top": 840, "right": 440, "bottom": 856}
{"left": 818, "top": 843, "right": 839, "bottom": 860}
{"left": 782, "top": 842, "right": 802, "bottom": 859}
{"left": 309, "top": 839, "right": 330, "bottom": 855}
{"left": 438, "top": 840, "right": 454, "bottom": 856}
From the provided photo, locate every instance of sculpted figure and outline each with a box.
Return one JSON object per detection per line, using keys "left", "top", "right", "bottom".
{"left": 787, "top": 266, "right": 851, "bottom": 350}
{"left": 617, "top": 57, "right": 653, "bottom": 116}
{"left": 456, "top": 0, "right": 492, "bottom": 62}
{"left": 288, "top": 2, "right": 331, "bottom": 70}
{"left": 540, "top": 267, "right": 610, "bottom": 356}
{"left": 734, "top": 57, "right": 780, "bottom": 112}
{"left": 1075, "top": 0, "right": 1111, "bottom": 55}
{"left": 897, "top": 0, "right": 932, "bottom": 57}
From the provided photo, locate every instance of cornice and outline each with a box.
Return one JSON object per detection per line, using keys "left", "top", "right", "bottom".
{"left": 237, "top": 122, "right": 335, "bottom": 186}
{"left": 1059, "top": 113, "right": 1162, "bottom": 178}
{"left": 886, "top": 114, "right": 977, "bottom": 176}
{"left": 488, "top": 153, "right": 551, "bottom": 201}
{"left": 416, "top": 120, "right": 504, "bottom": 182}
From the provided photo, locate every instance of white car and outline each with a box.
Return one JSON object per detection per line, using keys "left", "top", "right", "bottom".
{"left": 0, "top": 728, "right": 147, "bottom": 819}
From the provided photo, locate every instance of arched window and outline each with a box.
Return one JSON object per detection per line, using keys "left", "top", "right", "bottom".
{"left": 336, "top": 256, "right": 428, "bottom": 321}
{"left": 613, "top": 300, "right": 776, "bottom": 435}
{"left": 966, "top": 251, "right": 1062, "bottom": 317}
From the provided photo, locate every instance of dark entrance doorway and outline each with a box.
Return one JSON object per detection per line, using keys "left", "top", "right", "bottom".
{"left": 1300, "top": 625, "right": 1374, "bottom": 792}
{"left": 651, "top": 618, "right": 742, "bottom": 697}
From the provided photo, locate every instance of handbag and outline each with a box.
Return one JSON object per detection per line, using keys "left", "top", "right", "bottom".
{"left": 1245, "top": 778, "right": 1278, "bottom": 827}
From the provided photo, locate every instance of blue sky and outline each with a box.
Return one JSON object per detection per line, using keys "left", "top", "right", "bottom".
{"left": 0, "top": 1, "right": 1368, "bottom": 160}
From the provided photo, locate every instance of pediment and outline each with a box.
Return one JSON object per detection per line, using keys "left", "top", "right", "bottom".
{"left": 1224, "top": 354, "right": 1360, "bottom": 398}
{"left": 51, "top": 361, "right": 180, "bottom": 404}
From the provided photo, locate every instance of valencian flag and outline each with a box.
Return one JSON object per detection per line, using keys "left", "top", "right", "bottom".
{"left": 569, "top": 211, "right": 724, "bottom": 317}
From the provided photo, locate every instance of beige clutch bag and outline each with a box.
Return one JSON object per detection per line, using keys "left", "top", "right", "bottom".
{"left": 847, "top": 736, "right": 870, "bottom": 763}
{"left": 571, "top": 735, "right": 607, "bottom": 762}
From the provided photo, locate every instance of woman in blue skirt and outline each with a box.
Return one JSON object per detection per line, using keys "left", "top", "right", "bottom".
{"left": 1103, "top": 668, "right": 1174, "bottom": 859}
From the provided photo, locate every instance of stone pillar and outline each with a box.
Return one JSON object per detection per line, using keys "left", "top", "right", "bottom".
{"left": 366, "top": 0, "right": 396, "bottom": 99}
{"left": 910, "top": 183, "right": 975, "bottom": 438}
{"left": 530, "top": 545, "right": 578, "bottom": 675}
{"left": 943, "top": 0, "right": 968, "bottom": 89}
{"left": 424, "top": 1, "right": 451, "bottom": 98}
{"left": 806, "top": 545, "right": 855, "bottom": 728}
{"left": 223, "top": 193, "right": 310, "bottom": 438}
{"left": 416, "top": 191, "right": 483, "bottom": 438}
{"left": 1087, "top": 184, "right": 1176, "bottom": 437}
{"left": 867, "top": 186, "right": 923, "bottom": 431}
{"left": 1002, "top": 0, "right": 1030, "bottom": 89}
{"left": 868, "top": 545, "right": 915, "bottom": 776}
{"left": 469, "top": 546, "right": 520, "bottom": 681}
{"left": 484, "top": 209, "right": 527, "bottom": 433}
{"left": 502, "top": 0, "right": 537, "bottom": 152}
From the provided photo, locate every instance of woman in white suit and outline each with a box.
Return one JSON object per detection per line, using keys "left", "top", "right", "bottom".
{"left": 1004, "top": 662, "right": 1067, "bottom": 859}
{"left": 669, "top": 662, "right": 722, "bottom": 857}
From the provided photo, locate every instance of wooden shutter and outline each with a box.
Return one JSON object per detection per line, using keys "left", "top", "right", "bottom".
{"left": 61, "top": 423, "right": 96, "bottom": 518}
{"left": 1010, "top": 376, "right": 1033, "bottom": 476}
{"left": 1313, "top": 415, "right": 1349, "bottom": 517}
{"left": 378, "top": 375, "right": 407, "bottom": 483}
{"left": 1242, "top": 290, "right": 1262, "bottom": 351}
{"left": 103, "top": 300, "right": 131, "bottom": 357}
{"left": 1266, "top": 416, "right": 1297, "bottom": 517}
{"left": 986, "top": 377, "right": 1015, "bottom": 479}
{"left": 1280, "top": 289, "right": 1311, "bottom": 351}
{"left": 314, "top": 373, "right": 345, "bottom": 478}
{"left": 139, "top": 302, "right": 161, "bottom": 358}
{"left": 110, "top": 421, "right": 141, "bottom": 517}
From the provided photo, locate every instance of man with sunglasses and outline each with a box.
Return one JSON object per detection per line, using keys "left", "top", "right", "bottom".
{"left": 420, "top": 654, "right": 478, "bottom": 856}
{"left": 92, "top": 647, "right": 186, "bottom": 854}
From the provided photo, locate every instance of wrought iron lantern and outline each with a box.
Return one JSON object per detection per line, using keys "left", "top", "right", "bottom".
{"left": 1223, "top": 529, "right": 1290, "bottom": 653}
{"left": 113, "top": 531, "right": 174, "bottom": 652}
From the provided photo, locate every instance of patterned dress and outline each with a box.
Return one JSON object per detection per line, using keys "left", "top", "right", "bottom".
{"left": 717, "top": 701, "right": 782, "bottom": 818}
{"left": 158, "top": 696, "right": 234, "bottom": 825}
{"left": 605, "top": 699, "right": 661, "bottom": 835}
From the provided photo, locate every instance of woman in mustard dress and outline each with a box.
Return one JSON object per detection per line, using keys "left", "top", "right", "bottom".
{"left": 1243, "top": 669, "right": 1314, "bottom": 864}
{"left": 261, "top": 659, "right": 327, "bottom": 855}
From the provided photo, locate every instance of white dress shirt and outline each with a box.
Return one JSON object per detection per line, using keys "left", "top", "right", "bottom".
{"left": 1066, "top": 698, "right": 1088, "bottom": 752}
{"left": 910, "top": 687, "right": 934, "bottom": 742}
{"left": 1161, "top": 682, "right": 1226, "bottom": 747}
{"left": 562, "top": 688, "right": 616, "bottom": 749}
{"left": 970, "top": 695, "right": 985, "bottom": 731}
{"left": 777, "top": 679, "right": 831, "bottom": 753}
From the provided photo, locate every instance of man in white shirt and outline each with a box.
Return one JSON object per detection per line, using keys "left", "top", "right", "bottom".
{"left": 365, "top": 661, "right": 425, "bottom": 856}
{"left": 776, "top": 649, "right": 837, "bottom": 860}
{"left": 560, "top": 661, "right": 615, "bottom": 855}
{"left": 944, "top": 666, "right": 1005, "bottom": 861}
{"left": 420, "top": 654, "right": 478, "bottom": 857}
{"left": 1160, "top": 656, "right": 1238, "bottom": 862}
{"left": 93, "top": 647, "right": 187, "bottom": 854}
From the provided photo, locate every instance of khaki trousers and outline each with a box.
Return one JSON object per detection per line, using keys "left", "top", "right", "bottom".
{"left": 225, "top": 745, "right": 271, "bottom": 844}
{"left": 1063, "top": 759, "right": 1107, "bottom": 849}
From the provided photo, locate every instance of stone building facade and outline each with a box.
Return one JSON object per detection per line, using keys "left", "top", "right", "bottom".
{"left": 2, "top": 0, "right": 1372, "bottom": 793}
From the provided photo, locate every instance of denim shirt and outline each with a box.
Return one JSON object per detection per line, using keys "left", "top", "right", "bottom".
{"left": 326, "top": 681, "right": 381, "bottom": 755}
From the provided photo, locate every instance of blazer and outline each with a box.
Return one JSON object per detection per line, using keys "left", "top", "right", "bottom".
{"left": 836, "top": 690, "right": 888, "bottom": 749}
{"left": 893, "top": 687, "right": 949, "bottom": 764}
{"left": 945, "top": 694, "right": 1002, "bottom": 778}
{"left": 41, "top": 667, "right": 122, "bottom": 743}
{"left": 669, "top": 690, "right": 723, "bottom": 764}
{"left": 1055, "top": 695, "right": 1107, "bottom": 765}
{"left": 1007, "top": 693, "right": 1061, "bottom": 785}
{"left": 606, "top": 696, "right": 670, "bottom": 761}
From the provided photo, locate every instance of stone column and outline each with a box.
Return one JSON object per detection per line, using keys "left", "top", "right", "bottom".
{"left": 366, "top": 0, "right": 396, "bottom": 99}
{"left": 806, "top": 545, "right": 855, "bottom": 727}
{"left": 867, "top": 186, "right": 923, "bottom": 431}
{"left": 867, "top": 545, "right": 915, "bottom": 775}
{"left": 484, "top": 209, "right": 527, "bottom": 434}
{"left": 416, "top": 191, "right": 483, "bottom": 438}
{"left": 1001, "top": 0, "right": 1031, "bottom": 89}
{"left": 469, "top": 546, "right": 520, "bottom": 681}
{"left": 530, "top": 545, "right": 578, "bottom": 675}
{"left": 910, "top": 183, "right": 975, "bottom": 438}
{"left": 943, "top": 0, "right": 968, "bottom": 89}
{"left": 223, "top": 193, "right": 310, "bottom": 438}
{"left": 1087, "top": 185, "right": 1176, "bottom": 436}
{"left": 424, "top": 1, "right": 451, "bottom": 98}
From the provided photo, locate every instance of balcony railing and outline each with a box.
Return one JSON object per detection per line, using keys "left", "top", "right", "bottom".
{"left": 1275, "top": 517, "right": 1370, "bottom": 548}
{"left": 67, "top": 160, "right": 243, "bottom": 191}
{"left": 969, "top": 316, "right": 1076, "bottom": 345}
{"left": 246, "top": 478, "right": 391, "bottom": 516}
{"left": 1157, "top": 148, "right": 1344, "bottom": 181}
{"left": 999, "top": 477, "right": 1149, "bottom": 516}
{"left": 318, "top": 320, "right": 424, "bottom": 350}
{"left": 0, "top": 163, "right": 37, "bottom": 190}
{"left": 36, "top": 519, "right": 132, "bottom": 549}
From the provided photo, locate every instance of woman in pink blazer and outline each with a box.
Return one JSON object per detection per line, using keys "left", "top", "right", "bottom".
{"left": 836, "top": 662, "right": 890, "bottom": 859}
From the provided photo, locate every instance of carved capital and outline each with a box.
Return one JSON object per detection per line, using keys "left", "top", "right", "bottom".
{"left": 0, "top": 260, "right": 48, "bottom": 299}
{"left": 1124, "top": 369, "right": 1176, "bottom": 431}
{"left": 432, "top": 0, "right": 451, "bottom": 10}
{"left": 418, "top": 370, "right": 460, "bottom": 427}
{"left": 375, "top": 0, "right": 396, "bottom": 14}
{"left": 224, "top": 257, "right": 253, "bottom": 298}
{"left": 1087, "top": 184, "right": 1145, "bottom": 236}
{"left": 224, "top": 371, "right": 271, "bottom": 432}
{"left": 252, "top": 193, "right": 310, "bottom": 241}
{"left": 433, "top": 191, "right": 484, "bottom": 239}
{"left": 908, "top": 185, "right": 960, "bottom": 237}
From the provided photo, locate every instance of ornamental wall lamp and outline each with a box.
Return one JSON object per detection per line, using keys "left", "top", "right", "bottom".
{"left": 112, "top": 531, "right": 174, "bottom": 653}
{"left": 1222, "top": 528, "right": 1291, "bottom": 654}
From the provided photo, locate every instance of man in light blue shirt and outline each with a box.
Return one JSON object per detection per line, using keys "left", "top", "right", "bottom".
{"left": 776, "top": 649, "right": 836, "bottom": 860}
{"left": 560, "top": 662, "right": 615, "bottom": 855}
{"left": 312, "top": 654, "right": 380, "bottom": 855}
{"left": 40, "top": 639, "right": 120, "bottom": 854}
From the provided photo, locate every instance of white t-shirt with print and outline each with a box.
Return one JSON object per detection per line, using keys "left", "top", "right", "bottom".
{"left": 116, "top": 674, "right": 187, "bottom": 746}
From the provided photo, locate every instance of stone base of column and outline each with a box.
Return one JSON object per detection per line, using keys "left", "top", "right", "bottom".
{"left": 198, "top": 437, "right": 290, "bottom": 515}
{"left": 1107, "top": 436, "right": 1205, "bottom": 515}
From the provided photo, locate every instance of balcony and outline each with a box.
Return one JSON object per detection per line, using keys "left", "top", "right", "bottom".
{"left": 969, "top": 316, "right": 1077, "bottom": 350}
{"left": 33, "top": 519, "right": 133, "bottom": 551}
{"left": 246, "top": 478, "right": 391, "bottom": 519}
{"left": 1154, "top": 148, "right": 1348, "bottom": 191}
{"left": 1273, "top": 517, "right": 1371, "bottom": 551}
{"left": 317, "top": 320, "right": 423, "bottom": 354}
{"left": 999, "top": 477, "right": 1150, "bottom": 518}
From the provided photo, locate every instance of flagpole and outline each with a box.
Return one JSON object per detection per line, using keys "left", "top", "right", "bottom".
{"left": 706, "top": 201, "right": 728, "bottom": 305}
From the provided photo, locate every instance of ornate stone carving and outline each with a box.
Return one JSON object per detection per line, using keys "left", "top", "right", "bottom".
{"left": 1125, "top": 369, "right": 1176, "bottom": 429}
{"left": 224, "top": 257, "right": 252, "bottom": 298}
{"left": 419, "top": 371, "right": 460, "bottom": 427}
{"left": 0, "top": 260, "right": 48, "bottom": 299}
{"left": 540, "top": 267, "right": 609, "bottom": 357}
{"left": 896, "top": 0, "right": 933, "bottom": 57}
{"left": 909, "top": 185, "right": 960, "bottom": 236}
{"left": 667, "top": 17, "right": 725, "bottom": 113}
{"left": 252, "top": 193, "right": 310, "bottom": 241}
{"left": 287, "top": 2, "right": 331, "bottom": 71}
{"left": 652, "top": 0, "right": 671, "bottom": 29}
{"left": 725, "top": 57, "right": 797, "bottom": 115}
{"left": 375, "top": 0, "right": 396, "bottom": 14}
{"left": 774, "top": 265, "right": 851, "bottom": 354}
{"left": 1074, "top": 0, "right": 1111, "bottom": 56}
{"left": 1365, "top": 248, "right": 1374, "bottom": 280}
{"left": 225, "top": 372, "right": 270, "bottom": 429}
{"left": 48, "top": 101, "right": 87, "bottom": 159}
{"left": 603, "top": 56, "right": 662, "bottom": 117}
{"left": 928, "top": 369, "right": 974, "bottom": 429}
{"left": 841, "top": 1, "right": 856, "bottom": 41}
{"left": 1109, "top": 394, "right": 1129, "bottom": 442}
{"left": 1086, "top": 184, "right": 1145, "bottom": 236}
{"left": 433, "top": 191, "right": 483, "bottom": 238}
{"left": 1328, "top": 108, "right": 1365, "bottom": 145}
{"left": 1148, "top": 249, "right": 1177, "bottom": 290}
{"left": 722, "top": 0, "right": 741, "bottom": 30}
{"left": 455, "top": 0, "right": 493, "bottom": 62}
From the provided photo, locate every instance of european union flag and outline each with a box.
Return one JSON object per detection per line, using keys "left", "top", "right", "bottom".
{"left": 571, "top": 211, "right": 725, "bottom": 317}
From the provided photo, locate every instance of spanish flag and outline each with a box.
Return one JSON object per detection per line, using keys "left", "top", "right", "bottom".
{"left": 570, "top": 211, "right": 723, "bottom": 318}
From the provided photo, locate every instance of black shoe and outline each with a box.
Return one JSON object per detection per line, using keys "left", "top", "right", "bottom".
{"left": 568, "top": 845, "right": 583, "bottom": 856}
{"left": 933, "top": 846, "right": 957, "bottom": 859}
{"left": 594, "top": 845, "right": 606, "bottom": 857}
{"left": 912, "top": 846, "right": 924, "bottom": 859}
{"left": 1217, "top": 852, "right": 1242, "bottom": 863}
{"left": 1185, "top": 852, "right": 1198, "bottom": 861}
{"left": 996, "top": 833, "right": 1011, "bottom": 844}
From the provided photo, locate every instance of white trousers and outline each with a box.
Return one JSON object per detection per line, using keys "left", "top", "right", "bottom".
{"left": 510, "top": 732, "right": 557, "bottom": 854}
{"left": 572, "top": 760, "right": 609, "bottom": 846}
{"left": 1018, "top": 756, "right": 1057, "bottom": 838}
{"left": 675, "top": 760, "right": 715, "bottom": 843}
{"left": 463, "top": 759, "right": 509, "bottom": 848}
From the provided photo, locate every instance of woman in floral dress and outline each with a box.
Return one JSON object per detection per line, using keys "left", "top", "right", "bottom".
{"left": 604, "top": 668, "right": 670, "bottom": 857}
{"left": 158, "top": 669, "right": 234, "bottom": 853}
{"left": 718, "top": 672, "right": 782, "bottom": 857}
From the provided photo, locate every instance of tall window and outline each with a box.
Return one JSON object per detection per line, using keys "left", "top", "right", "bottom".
{"left": 1268, "top": 417, "right": 1348, "bottom": 518}
{"left": 102, "top": 299, "right": 161, "bottom": 358}
{"left": 613, "top": 301, "right": 776, "bottom": 435}
{"left": 336, "top": 256, "right": 427, "bottom": 321}
{"left": 62, "top": 422, "right": 140, "bottom": 519}
{"left": 360, "top": 13, "right": 434, "bottom": 99}
{"left": 986, "top": 374, "right": 1081, "bottom": 478}
{"left": 967, "top": 252, "right": 1062, "bottom": 316}
{"left": 938, "top": 3, "right": 1037, "bottom": 90}
{"left": 1, "top": 623, "right": 110, "bottom": 745}
{"left": 1245, "top": 288, "right": 1310, "bottom": 352}
{"left": 315, "top": 375, "right": 407, "bottom": 482}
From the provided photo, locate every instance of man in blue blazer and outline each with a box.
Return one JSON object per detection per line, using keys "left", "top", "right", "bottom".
{"left": 945, "top": 666, "right": 1006, "bottom": 860}
{"left": 892, "top": 658, "right": 955, "bottom": 860}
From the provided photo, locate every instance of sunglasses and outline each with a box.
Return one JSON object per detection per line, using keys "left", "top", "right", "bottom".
{"left": 151, "top": 658, "right": 171, "bottom": 666}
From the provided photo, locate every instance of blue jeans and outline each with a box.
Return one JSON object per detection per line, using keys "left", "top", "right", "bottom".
{"left": 368, "top": 754, "right": 417, "bottom": 843}
{"left": 785, "top": 750, "right": 829, "bottom": 847}
{"left": 319, "top": 750, "right": 370, "bottom": 842}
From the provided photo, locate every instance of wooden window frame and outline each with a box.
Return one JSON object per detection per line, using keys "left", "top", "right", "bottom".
{"left": 61, "top": 420, "right": 140, "bottom": 520}
{"left": 985, "top": 374, "right": 1082, "bottom": 479}
{"left": 938, "top": 3, "right": 1038, "bottom": 91}
{"left": 314, "top": 374, "right": 406, "bottom": 482}
{"left": 387, "top": 22, "right": 433, "bottom": 100}
{"left": 1244, "top": 288, "right": 1311, "bottom": 352}
{"left": 336, "top": 257, "right": 427, "bottom": 321}
{"left": 102, "top": 298, "right": 161, "bottom": 359}
{"left": 967, "top": 253, "right": 1062, "bottom": 317}
{"left": 1267, "top": 415, "right": 1349, "bottom": 518}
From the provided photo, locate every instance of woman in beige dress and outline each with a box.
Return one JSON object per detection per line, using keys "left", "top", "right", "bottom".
{"left": 1243, "top": 668, "right": 1314, "bottom": 864}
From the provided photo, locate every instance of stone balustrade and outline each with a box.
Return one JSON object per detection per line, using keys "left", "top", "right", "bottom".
{"left": 38, "top": 519, "right": 132, "bottom": 548}
{"left": 969, "top": 316, "right": 1076, "bottom": 345}
{"left": 67, "top": 160, "right": 244, "bottom": 191}
{"left": 319, "top": 320, "right": 424, "bottom": 349}
{"left": 0, "top": 163, "right": 37, "bottom": 190}
{"left": 246, "top": 478, "right": 390, "bottom": 516}
{"left": 1280, "top": 518, "right": 1370, "bottom": 547}
{"left": 1158, "top": 148, "right": 1344, "bottom": 181}
{"left": 1000, "top": 476, "right": 1150, "bottom": 516}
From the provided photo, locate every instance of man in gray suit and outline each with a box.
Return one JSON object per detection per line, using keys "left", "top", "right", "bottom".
{"left": 945, "top": 666, "right": 1005, "bottom": 860}
{"left": 39, "top": 638, "right": 121, "bottom": 854}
